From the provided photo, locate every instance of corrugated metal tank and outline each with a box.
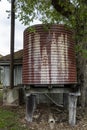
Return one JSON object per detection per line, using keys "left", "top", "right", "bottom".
{"left": 23, "top": 24, "right": 77, "bottom": 85}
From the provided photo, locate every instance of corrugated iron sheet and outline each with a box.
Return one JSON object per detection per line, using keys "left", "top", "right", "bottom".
{"left": 23, "top": 24, "right": 77, "bottom": 85}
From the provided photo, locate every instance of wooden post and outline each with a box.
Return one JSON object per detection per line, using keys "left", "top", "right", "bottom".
{"left": 10, "top": 0, "right": 15, "bottom": 89}
{"left": 25, "top": 94, "right": 36, "bottom": 122}
{"left": 68, "top": 93, "right": 78, "bottom": 126}
{"left": 63, "top": 93, "right": 68, "bottom": 109}
{"left": 19, "top": 88, "right": 25, "bottom": 105}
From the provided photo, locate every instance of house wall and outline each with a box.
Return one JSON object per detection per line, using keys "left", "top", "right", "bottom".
{"left": 1, "top": 65, "right": 63, "bottom": 106}
{"left": 1, "top": 65, "right": 22, "bottom": 105}
{"left": 1, "top": 65, "right": 22, "bottom": 87}
{"left": 0, "top": 67, "right": 3, "bottom": 84}
{"left": 14, "top": 66, "right": 22, "bottom": 86}
{"left": 0, "top": 69, "right": 1, "bottom": 84}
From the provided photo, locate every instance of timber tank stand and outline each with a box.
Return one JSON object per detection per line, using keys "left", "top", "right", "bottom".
{"left": 22, "top": 24, "right": 80, "bottom": 126}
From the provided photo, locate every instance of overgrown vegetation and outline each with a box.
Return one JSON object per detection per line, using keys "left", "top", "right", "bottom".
{"left": 0, "top": 107, "right": 32, "bottom": 130}
{"left": 0, "top": 91, "right": 29, "bottom": 130}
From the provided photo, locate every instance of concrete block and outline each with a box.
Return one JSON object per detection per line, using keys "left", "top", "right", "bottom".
{"left": 3, "top": 88, "right": 19, "bottom": 106}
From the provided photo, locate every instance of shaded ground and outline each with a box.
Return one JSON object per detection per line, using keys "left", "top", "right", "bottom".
{"left": 0, "top": 92, "right": 87, "bottom": 130}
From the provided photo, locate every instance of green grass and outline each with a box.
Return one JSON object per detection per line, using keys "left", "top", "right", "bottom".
{"left": 0, "top": 91, "right": 30, "bottom": 130}
{"left": 0, "top": 107, "right": 29, "bottom": 130}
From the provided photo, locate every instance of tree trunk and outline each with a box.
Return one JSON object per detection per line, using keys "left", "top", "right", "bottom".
{"left": 77, "top": 35, "right": 87, "bottom": 107}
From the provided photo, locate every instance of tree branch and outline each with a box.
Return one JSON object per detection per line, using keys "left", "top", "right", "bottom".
{"left": 52, "top": 0, "right": 75, "bottom": 18}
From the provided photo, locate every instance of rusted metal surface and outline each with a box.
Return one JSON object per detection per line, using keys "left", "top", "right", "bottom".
{"left": 23, "top": 24, "right": 77, "bottom": 85}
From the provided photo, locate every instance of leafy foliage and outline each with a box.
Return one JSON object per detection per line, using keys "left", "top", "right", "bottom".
{"left": 15, "top": 0, "right": 64, "bottom": 25}
{"left": 16, "top": 0, "right": 87, "bottom": 54}
{"left": 15, "top": 0, "right": 86, "bottom": 26}
{"left": 1, "top": 0, "right": 87, "bottom": 54}
{"left": 2, "top": 0, "right": 87, "bottom": 35}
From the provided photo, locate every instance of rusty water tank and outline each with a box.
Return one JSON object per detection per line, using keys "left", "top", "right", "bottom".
{"left": 23, "top": 24, "right": 77, "bottom": 85}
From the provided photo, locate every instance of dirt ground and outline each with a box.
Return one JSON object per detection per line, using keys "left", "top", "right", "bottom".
{"left": 24, "top": 104, "right": 87, "bottom": 130}
{"left": 0, "top": 96, "right": 87, "bottom": 130}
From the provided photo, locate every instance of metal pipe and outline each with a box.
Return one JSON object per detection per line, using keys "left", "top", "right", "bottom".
{"left": 48, "top": 114, "right": 55, "bottom": 130}
{"left": 10, "top": 0, "right": 15, "bottom": 89}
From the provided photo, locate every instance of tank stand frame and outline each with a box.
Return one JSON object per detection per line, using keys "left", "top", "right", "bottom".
{"left": 21, "top": 85, "right": 80, "bottom": 126}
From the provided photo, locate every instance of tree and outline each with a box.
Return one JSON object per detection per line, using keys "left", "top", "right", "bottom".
{"left": 6, "top": 0, "right": 87, "bottom": 107}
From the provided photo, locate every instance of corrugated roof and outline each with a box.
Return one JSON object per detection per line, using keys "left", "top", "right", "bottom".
{"left": 0, "top": 49, "right": 23, "bottom": 65}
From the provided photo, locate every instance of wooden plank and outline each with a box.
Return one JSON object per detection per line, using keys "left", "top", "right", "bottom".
{"left": 25, "top": 94, "right": 36, "bottom": 122}
{"left": 68, "top": 93, "right": 78, "bottom": 126}
{"left": 25, "top": 87, "right": 72, "bottom": 94}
